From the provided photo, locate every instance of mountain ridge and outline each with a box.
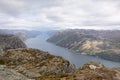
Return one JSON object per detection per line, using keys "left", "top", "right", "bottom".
{"left": 47, "top": 29, "right": 120, "bottom": 62}
{"left": 0, "top": 31, "right": 120, "bottom": 80}
{"left": 0, "top": 34, "right": 26, "bottom": 56}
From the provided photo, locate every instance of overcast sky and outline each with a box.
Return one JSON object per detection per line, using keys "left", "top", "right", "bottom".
{"left": 0, "top": 0, "right": 120, "bottom": 30}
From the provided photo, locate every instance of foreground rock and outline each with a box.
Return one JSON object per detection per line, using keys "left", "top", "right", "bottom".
{"left": 2, "top": 48, "right": 76, "bottom": 79}
{"left": 67, "top": 62, "right": 120, "bottom": 80}
{"left": 39, "top": 62, "right": 120, "bottom": 80}
{"left": 0, "top": 65, "right": 29, "bottom": 80}
{"left": 0, "top": 48, "right": 120, "bottom": 80}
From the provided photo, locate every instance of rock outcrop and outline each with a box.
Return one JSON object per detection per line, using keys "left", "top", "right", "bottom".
{"left": 62, "top": 62, "right": 120, "bottom": 80}
{"left": 0, "top": 65, "right": 29, "bottom": 80}
{"left": 35, "top": 62, "right": 120, "bottom": 80}
{"left": 0, "top": 48, "right": 120, "bottom": 80}
{"left": 0, "top": 34, "right": 26, "bottom": 56}
{"left": 1, "top": 48, "right": 76, "bottom": 79}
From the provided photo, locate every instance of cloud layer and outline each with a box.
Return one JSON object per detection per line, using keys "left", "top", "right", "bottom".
{"left": 0, "top": 0, "right": 120, "bottom": 30}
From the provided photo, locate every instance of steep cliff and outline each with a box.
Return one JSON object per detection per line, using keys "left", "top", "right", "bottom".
{"left": 47, "top": 29, "right": 120, "bottom": 62}
{"left": 0, "top": 34, "right": 27, "bottom": 56}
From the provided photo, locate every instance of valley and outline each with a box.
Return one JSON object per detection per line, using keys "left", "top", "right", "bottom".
{"left": 0, "top": 30, "right": 120, "bottom": 80}
{"left": 48, "top": 29, "right": 120, "bottom": 62}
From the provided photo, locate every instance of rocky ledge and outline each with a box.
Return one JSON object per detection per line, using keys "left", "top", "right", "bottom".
{"left": 40, "top": 62, "right": 120, "bottom": 80}
{"left": 0, "top": 48, "right": 76, "bottom": 80}
{"left": 64, "top": 62, "right": 120, "bottom": 80}
{"left": 0, "top": 65, "right": 29, "bottom": 80}
{"left": 0, "top": 48, "right": 120, "bottom": 80}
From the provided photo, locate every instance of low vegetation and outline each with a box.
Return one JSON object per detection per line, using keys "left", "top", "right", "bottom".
{"left": 0, "top": 31, "right": 120, "bottom": 80}
{"left": 1, "top": 48, "right": 76, "bottom": 79}
{"left": 0, "top": 48, "right": 120, "bottom": 80}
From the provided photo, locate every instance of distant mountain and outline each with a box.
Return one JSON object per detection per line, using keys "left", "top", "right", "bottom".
{"left": 0, "top": 29, "right": 41, "bottom": 40}
{"left": 0, "top": 34, "right": 26, "bottom": 56}
{"left": 0, "top": 29, "right": 57, "bottom": 41}
{"left": 0, "top": 29, "right": 119, "bottom": 80}
{"left": 47, "top": 29, "right": 120, "bottom": 62}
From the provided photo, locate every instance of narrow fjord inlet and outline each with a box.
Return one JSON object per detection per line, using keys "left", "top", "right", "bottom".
{"left": 25, "top": 34, "right": 120, "bottom": 68}
{"left": 0, "top": 0, "right": 120, "bottom": 80}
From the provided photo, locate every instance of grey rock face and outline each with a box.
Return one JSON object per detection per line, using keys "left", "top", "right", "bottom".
{"left": 2, "top": 48, "right": 76, "bottom": 79}
{"left": 0, "top": 34, "right": 27, "bottom": 56}
{"left": 0, "top": 65, "right": 29, "bottom": 80}
{"left": 15, "top": 66, "right": 41, "bottom": 78}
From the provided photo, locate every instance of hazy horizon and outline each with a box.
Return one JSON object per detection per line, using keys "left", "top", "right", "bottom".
{"left": 0, "top": 0, "right": 120, "bottom": 30}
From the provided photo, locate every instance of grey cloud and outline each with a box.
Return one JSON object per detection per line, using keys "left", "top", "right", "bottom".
{"left": 23, "top": 0, "right": 63, "bottom": 7}
{"left": 81, "top": 21, "right": 120, "bottom": 26}
{"left": 0, "top": 0, "right": 25, "bottom": 16}
{"left": 46, "top": 15, "right": 64, "bottom": 22}
{"left": 0, "top": 0, "right": 62, "bottom": 16}
{"left": 0, "top": 0, "right": 120, "bottom": 30}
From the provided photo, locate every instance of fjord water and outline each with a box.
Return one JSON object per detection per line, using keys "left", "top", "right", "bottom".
{"left": 25, "top": 34, "right": 120, "bottom": 68}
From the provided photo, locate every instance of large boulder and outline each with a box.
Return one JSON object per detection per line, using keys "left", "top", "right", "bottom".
{"left": 0, "top": 65, "right": 29, "bottom": 80}
{"left": 59, "top": 62, "right": 120, "bottom": 80}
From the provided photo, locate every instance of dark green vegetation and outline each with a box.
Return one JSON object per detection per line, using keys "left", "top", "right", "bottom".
{"left": 47, "top": 29, "right": 120, "bottom": 62}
